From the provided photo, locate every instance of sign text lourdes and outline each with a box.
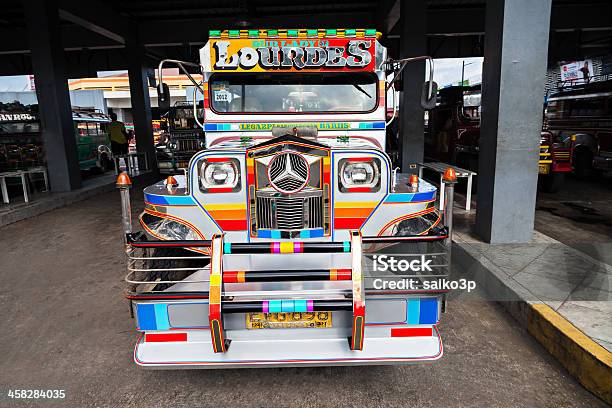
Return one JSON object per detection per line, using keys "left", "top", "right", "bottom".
{"left": 211, "top": 38, "right": 374, "bottom": 71}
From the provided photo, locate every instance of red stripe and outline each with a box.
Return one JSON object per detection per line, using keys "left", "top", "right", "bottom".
{"left": 207, "top": 157, "right": 231, "bottom": 163}
{"left": 216, "top": 219, "right": 247, "bottom": 231}
{"left": 391, "top": 327, "right": 433, "bottom": 337}
{"left": 347, "top": 187, "right": 372, "bottom": 193}
{"left": 336, "top": 269, "right": 352, "bottom": 280}
{"left": 347, "top": 157, "right": 373, "bottom": 162}
{"left": 145, "top": 333, "right": 187, "bottom": 342}
{"left": 208, "top": 187, "right": 234, "bottom": 193}
{"left": 334, "top": 218, "right": 367, "bottom": 229}
{"left": 223, "top": 271, "right": 238, "bottom": 283}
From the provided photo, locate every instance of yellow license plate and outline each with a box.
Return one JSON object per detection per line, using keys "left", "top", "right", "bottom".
{"left": 538, "top": 164, "right": 550, "bottom": 174}
{"left": 246, "top": 312, "right": 332, "bottom": 329}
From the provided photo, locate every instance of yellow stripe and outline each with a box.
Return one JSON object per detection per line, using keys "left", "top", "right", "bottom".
{"left": 204, "top": 203, "right": 247, "bottom": 210}
{"left": 334, "top": 201, "right": 377, "bottom": 208}
{"left": 279, "top": 242, "right": 294, "bottom": 253}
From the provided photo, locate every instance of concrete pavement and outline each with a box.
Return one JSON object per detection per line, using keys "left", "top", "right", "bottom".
{"left": 0, "top": 186, "right": 606, "bottom": 407}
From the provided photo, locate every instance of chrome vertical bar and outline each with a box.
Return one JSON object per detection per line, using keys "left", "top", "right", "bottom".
{"left": 116, "top": 172, "right": 133, "bottom": 242}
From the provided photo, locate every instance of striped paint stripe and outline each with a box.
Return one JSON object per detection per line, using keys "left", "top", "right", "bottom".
{"left": 144, "top": 193, "right": 196, "bottom": 206}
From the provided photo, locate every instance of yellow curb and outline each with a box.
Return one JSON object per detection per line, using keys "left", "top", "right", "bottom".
{"left": 528, "top": 303, "right": 612, "bottom": 404}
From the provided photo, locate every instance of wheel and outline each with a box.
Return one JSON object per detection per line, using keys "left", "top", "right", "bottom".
{"left": 145, "top": 247, "right": 209, "bottom": 291}
{"left": 573, "top": 148, "right": 593, "bottom": 178}
{"left": 541, "top": 172, "right": 565, "bottom": 193}
{"left": 101, "top": 154, "right": 114, "bottom": 171}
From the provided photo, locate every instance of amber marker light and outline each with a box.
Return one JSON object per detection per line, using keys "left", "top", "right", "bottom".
{"left": 443, "top": 167, "right": 457, "bottom": 183}
{"left": 166, "top": 176, "right": 178, "bottom": 186}
{"left": 409, "top": 174, "right": 419, "bottom": 190}
{"left": 116, "top": 172, "right": 132, "bottom": 188}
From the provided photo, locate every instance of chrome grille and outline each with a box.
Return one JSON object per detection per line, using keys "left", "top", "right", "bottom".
{"left": 177, "top": 139, "right": 199, "bottom": 151}
{"left": 256, "top": 192, "right": 323, "bottom": 230}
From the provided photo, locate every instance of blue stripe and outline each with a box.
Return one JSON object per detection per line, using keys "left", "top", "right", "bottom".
{"left": 407, "top": 299, "right": 420, "bottom": 324}
{"left": 136, "top": 304, "right": 157, "bottom": 330}
{"left": 144, "top": 193, "right": 196, "bottom": 206}
{"left": 294, "top": 300, "right": 307, "bottom": 312}
{"left": 419, "top": 298, "right": 438, "bottom": 324}
{"left": 223, "top": 242, "right": 232, "bottom": 254}
{"left": 269, "top": 300, "right": 282, "bottom": 313}
{"left": 281, "top": 300, "right": 294, "bottom": 312}
{"left": 385, "top": 190, "right": 435, "bottom": 203}
{"left": 154, "top": 303, "right": 170, "bottom": 330}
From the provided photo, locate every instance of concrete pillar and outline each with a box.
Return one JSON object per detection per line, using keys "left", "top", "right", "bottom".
{"left": 475, "top": 0, "right": 552, "bottom": 243}
{"left": 24, "top": 0, "right": 81, "bottom": 191}
{"left": 398, "top": 0, "right": 427, "bottom": 173}
{"left": 126, "top": 39, "right": 156, "bottom": 172}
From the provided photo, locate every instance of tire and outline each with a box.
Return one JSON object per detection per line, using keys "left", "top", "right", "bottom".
{"left": 541, "top": 172, "right": 565, "bottom": 193}
{"left": 573, "top": 148, "right": 593, "bottom": 179}
{"left": 146, "top": 247, "right": 209, "bottom": 291}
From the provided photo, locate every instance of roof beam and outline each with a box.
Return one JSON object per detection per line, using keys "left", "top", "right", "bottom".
{"left": 58, "top": 0, "right": 133, "bottom": 44}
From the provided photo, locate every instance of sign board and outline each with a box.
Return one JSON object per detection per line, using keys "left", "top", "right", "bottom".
{"left": 0, "top": 112, "right": 38, "bottom": 123}
{"left": 209, "top": 38, "right": 375, "bottom": 72}
{"left": 560, "top": 60, "right": 594, "bottom": 84}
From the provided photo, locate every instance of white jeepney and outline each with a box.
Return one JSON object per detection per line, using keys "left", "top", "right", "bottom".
{"left": 118, "top": 28, "right": 455, "bottom": 368}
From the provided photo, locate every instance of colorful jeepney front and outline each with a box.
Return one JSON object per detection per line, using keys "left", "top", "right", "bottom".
{"left": 126, "top": 29, "right": 451, "bottom": 368}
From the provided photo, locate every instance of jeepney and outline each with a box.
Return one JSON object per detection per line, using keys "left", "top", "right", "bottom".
{"left": 155, "top": 101, "right": 206, "bottom": 174}
{"left": 72, "top": 108, "right": 113, "bottom": 171}
{"left": 0, "top": 104, "right": 112, "bottom": 173}
{"left": 119, "top": 28, "right": 455, "bottom": 368}
{"left": 424, "top": 85, "right": 572, "bottom": 192}
{"left": 544, "top": 77, "right": 612, "bottom": 177}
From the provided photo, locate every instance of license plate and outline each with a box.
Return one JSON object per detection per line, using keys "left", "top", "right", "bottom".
{"left": 246, "top": 312, "right": 332, "bottom": 329}
{"left": 538, "top": 164, "right": 550, "bottom": 174}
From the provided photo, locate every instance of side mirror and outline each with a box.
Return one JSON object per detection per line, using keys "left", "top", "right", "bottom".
{"left": 157, "top": 83, "right": 171, "bottom": 113}
{"left": 421, "top": 81, "right": 438, "bottom": 110}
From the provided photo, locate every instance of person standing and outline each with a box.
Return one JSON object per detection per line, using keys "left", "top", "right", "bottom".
{"left": 109, "top": 112, "right": 129, "bottom": 155}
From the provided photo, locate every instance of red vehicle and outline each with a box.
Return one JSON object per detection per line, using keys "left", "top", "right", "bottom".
{"left": 425, "top": 85, "right": 572, "bottom": 192}
{"left": 544, "top": 77, "right": 612, "bottom": 177}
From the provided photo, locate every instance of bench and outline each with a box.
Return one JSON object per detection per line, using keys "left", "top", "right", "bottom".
{"left": 114, "top": 152, "right": 149, "bottom": 176}
{"left": 0, "top": 166, "right": 49, "bottom": 204}
{"left": 418, "top": 162, "right": 477, "bottom": 211}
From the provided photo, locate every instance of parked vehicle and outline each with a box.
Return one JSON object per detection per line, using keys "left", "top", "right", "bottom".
{"left": 155, "top": 101, "right": 206, "bottom": 174}
{"left": 72, "top": 107, "right": 113, "bottom": 172}
{"left": 0, "top": 104, "right": 112, "bottom": 173}
{"left": 119, "top": 28, "right": 454, "bottom": 369}
{"left": 424, "top": 85, "right": 572, "bottom": 192}
{"left": 544, "top": 77, "right": 612, "bottom": 177}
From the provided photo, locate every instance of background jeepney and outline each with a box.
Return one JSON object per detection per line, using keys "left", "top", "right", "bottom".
{"left": 122, "top": 28, "right": 453, "bottom": 369}
{"left": 544, "top": 77, "right": 612, "bottom": 176}
{"left": 72, "top": 107, "right": 113, "bottom": 171}
{"left": 424, "top": 85, "right": 572, "bottom": 192}
{"left": 0, "top": 103, "right": 113, "bottom": 174}
{"left": 155, "top": 101, "right": 206, "bottom": 174}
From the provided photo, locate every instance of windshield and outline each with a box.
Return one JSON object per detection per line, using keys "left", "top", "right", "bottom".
{"left": 168, "top": 108, "right": 204, "bottom": 130}
{"left": 210, "top": 73, "right": 377, "bottom": 114}
{"left": 0, "top": 122, "right": 40, "bottom": 134}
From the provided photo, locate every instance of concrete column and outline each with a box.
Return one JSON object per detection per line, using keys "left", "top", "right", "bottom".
{"left": 24, "top": 0, "right": 81, "bottom": 191}
{"left": 126, "top": 39, "right": 156, "bottom": 172}
{"left": 398, "top": 0, "right": 427, "bottom": 173}
{"left": 475, "top": 0, "right": 552, "bottom": 243}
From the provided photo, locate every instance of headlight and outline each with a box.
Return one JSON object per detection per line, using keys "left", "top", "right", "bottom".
{"left": 169, "top": 141, "right": 177, "bottom": 150}
{"left": 199, "top": 158, "right": 240, "bottom": 191}
{"left": 339, "top": 158, "right": 380, "bottom": 191}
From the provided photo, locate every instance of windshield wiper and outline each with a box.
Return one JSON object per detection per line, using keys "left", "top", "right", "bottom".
{"left": 353, "top": 83, "right": 372, "bottom": 99}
